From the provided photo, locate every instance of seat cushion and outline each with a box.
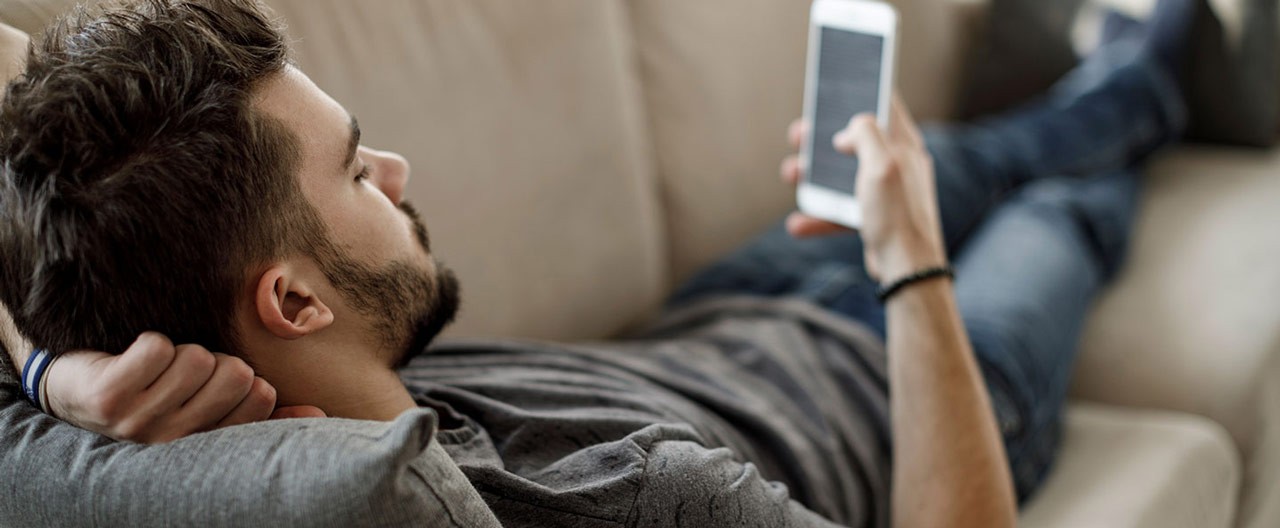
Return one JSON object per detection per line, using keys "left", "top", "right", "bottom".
{"left": 0, "top": 361, "right": 501, "bottom": 527}
{"left": 1020, "top": 404, "right": 1240, "bottom": 528}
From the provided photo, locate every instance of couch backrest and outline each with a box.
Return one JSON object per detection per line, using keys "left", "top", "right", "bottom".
{"left": 267, "top": 0, "right": 670, "bottom": 340}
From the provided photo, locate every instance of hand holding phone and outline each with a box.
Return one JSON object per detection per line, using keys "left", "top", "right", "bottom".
{"left": 796, "top": 0, "right": 898, "bottom": 229}
{"left": 784, "top": 99, "right": 946, "bottom": 281}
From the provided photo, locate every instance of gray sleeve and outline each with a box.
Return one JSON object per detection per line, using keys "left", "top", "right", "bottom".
{"left": 0, "top": 372, "right": 501, "bottom": 528}
{"left": 629, "top": 439, "right": 848, "bottom": 528}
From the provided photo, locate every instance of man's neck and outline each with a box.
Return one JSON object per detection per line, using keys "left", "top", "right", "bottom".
{"left": 251, "top": 345, "right": 418, "bottom": 422}
{"left": 314, "top": 363, "right": 418, "bottom": 421}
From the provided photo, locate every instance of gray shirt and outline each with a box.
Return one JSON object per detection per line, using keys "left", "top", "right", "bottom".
{"left": 403, "top": 296, "right": 892, "bottom": 528}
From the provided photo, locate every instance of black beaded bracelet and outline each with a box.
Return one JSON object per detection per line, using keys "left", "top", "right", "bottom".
{"left": 876, "top": 265, "right": 954, "bottom": 303}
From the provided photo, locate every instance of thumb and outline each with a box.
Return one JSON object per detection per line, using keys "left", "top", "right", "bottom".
{"left": 269, "top": 405, "right": 327, "bottom": 420}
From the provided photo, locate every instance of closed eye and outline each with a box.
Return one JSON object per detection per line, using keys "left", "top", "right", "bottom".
{"left": 355, "top": 164, "right": 371, "bottom": 182}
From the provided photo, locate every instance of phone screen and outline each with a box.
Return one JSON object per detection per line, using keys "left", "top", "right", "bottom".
{"left": 808, "top": 26, "right": 885, "bottom": 194}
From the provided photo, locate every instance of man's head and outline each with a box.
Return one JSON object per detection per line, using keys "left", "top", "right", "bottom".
{"left": 0, "top": 0, "right": 459, "bottom": 375}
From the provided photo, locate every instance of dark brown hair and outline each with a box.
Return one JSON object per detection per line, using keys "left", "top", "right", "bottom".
{"left": 0, "top": 0, "right": 314, "bottom": 354}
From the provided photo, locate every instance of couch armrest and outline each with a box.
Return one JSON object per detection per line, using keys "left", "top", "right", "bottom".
{"left": 1074, "top": 144, "right": 1280, "bottom": 528}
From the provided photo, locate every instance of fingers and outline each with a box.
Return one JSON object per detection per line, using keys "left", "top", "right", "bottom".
{"left": 180, "top": 354, "right": 262, "bottom": 431}
{"left": 110, "top": 345, "right": 221, "bottom": 441}
{"left": 210, "top": 376, "right": 277, "bottom": 430}
{"left": 788, "top": 119, "right": 809, "bottom": 150}
{"left": 889, "top": 95, "right": 924, "bottom": 149}
{"left": 145, "top": 345, "right": 218, "bottom": 409}
{"left": 780, "top": 155, "right": 802, "bottom": 186}
{"left": 44, "top": 329, "right": 295, "bottom": 443}
{"left": 270, "top": 405, "right": 328, "bottom": 420}
{"left": 103, "top": 332, "right": 176, "bottom": 394}
{"left": 786, "top": 212, "right": 854, "bottom": 238}
{"left": 782, "top": 117, "right": 810, "bottom": 186}
{"left": 835, "top": 114, "right": 891, "bottom": 177}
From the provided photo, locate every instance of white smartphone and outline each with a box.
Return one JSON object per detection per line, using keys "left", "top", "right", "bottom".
{"left": 797, "top": 0, "right": 898, "bottom": 229}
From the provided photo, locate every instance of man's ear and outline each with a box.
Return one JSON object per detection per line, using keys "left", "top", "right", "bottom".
{"left": 254, "top": 265, "right": 335, "bottom": 340}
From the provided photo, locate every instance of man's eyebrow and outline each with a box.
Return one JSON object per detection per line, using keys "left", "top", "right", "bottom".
{"left": 343, "top": 114, "right": 360, "bottom": 170}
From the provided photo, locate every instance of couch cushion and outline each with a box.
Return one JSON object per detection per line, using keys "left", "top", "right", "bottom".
{"left": 628, "top": 0, "right": 989, "bottom": 283}
{"left": 1075, "top": 144, "right": 1280, "bottom": 528}
{"left": 1020, "top": 404, "right": 1240, "bottom": 528}
{"left": 266, "top": 0, "right": 668, "bottom": 341}
{"left": 624, "top": 0, "right": 809, "bottom": 285}
{"left": 0, "top": 359, "right": 501, "bottom": 527}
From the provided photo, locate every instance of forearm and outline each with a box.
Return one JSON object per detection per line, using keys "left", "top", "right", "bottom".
{"left": 0, "top": 23, "right": 30, "bottom": 371}
{"left": 887, "top": 280, "right": 1016, "bottom": 528}
{"left": 782, "top": 97, "right": 1013, "bottom": 526}
{"left": 0, "top": 303, "right": 29, "bottom": 371}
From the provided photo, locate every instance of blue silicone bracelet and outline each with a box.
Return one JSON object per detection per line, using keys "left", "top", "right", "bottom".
{"left": 21, "top": 348, "right": 52, "bottom": 413}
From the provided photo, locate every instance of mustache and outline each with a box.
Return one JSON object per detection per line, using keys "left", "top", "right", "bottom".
{"left": 398, "top": 201, "right": 431, "bottom": 253}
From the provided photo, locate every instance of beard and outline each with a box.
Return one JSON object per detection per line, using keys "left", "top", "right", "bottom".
{"left": 314, "top": 201, "right": 461, "bottom": 366}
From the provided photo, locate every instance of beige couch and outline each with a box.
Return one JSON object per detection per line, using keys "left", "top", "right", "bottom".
{"left": 3, "top": 0, "right": 1277, "bottom": 526}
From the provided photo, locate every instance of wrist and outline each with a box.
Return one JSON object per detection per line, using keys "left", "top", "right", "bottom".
{"left": 43, "top": 350, "right": 105, "bottom": 421}
{"left": 877, "top": 265, "right": 954, "bottom": 303}
{"left": 0, "top": 305, "right": 27, "bottom": 369}
{"left": 21, "top": 349, "right": 54, "bottom": 413}
{"left": 43, "top": 352, "right": 76, "bottom": 419}
{"left": 876, "top": 238, "right": 947, "bottom": 282}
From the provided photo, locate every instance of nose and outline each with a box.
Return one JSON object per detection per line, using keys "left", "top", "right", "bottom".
{"left": 361, "top": 146, "right": 411, "bottom": 204}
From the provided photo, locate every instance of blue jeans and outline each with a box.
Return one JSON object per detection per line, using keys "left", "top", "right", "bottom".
{"left": 665, "top": 41, "right": 1187, "bottom": 502}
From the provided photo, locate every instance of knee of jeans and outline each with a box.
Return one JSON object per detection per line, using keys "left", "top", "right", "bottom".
{"left": 973, "top": 335, "right": 1065, "bottom": 501}
{"left": 990, "top": 385, "right": 1059, "bottom": 503}
{"left": 983, "top": 364, "right": 1063, "bottom": 502}
{"left": 1011, "top": 415, "right": 1064, "bottom": 503}
{"left": 1011, "top": 175, "right": 1141, "bottom": 280}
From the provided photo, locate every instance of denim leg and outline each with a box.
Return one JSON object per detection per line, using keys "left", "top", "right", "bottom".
{"left": 667, "top": 170, "right": 1141, "bottom": 507}
{"left": 953, "top": 171, "right": 1142, "bottom": 502}
{"left": 925, "top": 40, "right": 1185, "bottom": 254}
{"left": 665, "top": 223, "right": 888, "bottom": 335}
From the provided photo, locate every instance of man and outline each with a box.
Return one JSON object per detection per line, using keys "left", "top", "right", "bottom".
{"left": 0, "top": 0, "right": 1244, "bottom": 526}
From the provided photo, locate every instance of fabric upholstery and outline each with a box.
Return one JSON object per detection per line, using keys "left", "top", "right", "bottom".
{"left": 264, "top": 0, "right": 669, "bottom": 341}
{"left": 1075, "top": 145, "right": 1280, "bottom": 528}
{"left": 624, "top": 0, "right": 808, "bottom": 284}
{"left": 0, "top": 358, "right": 502, "bottom": 528}
{"left": 1020, "top": 404, "right": 1240, "bottom": 528}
